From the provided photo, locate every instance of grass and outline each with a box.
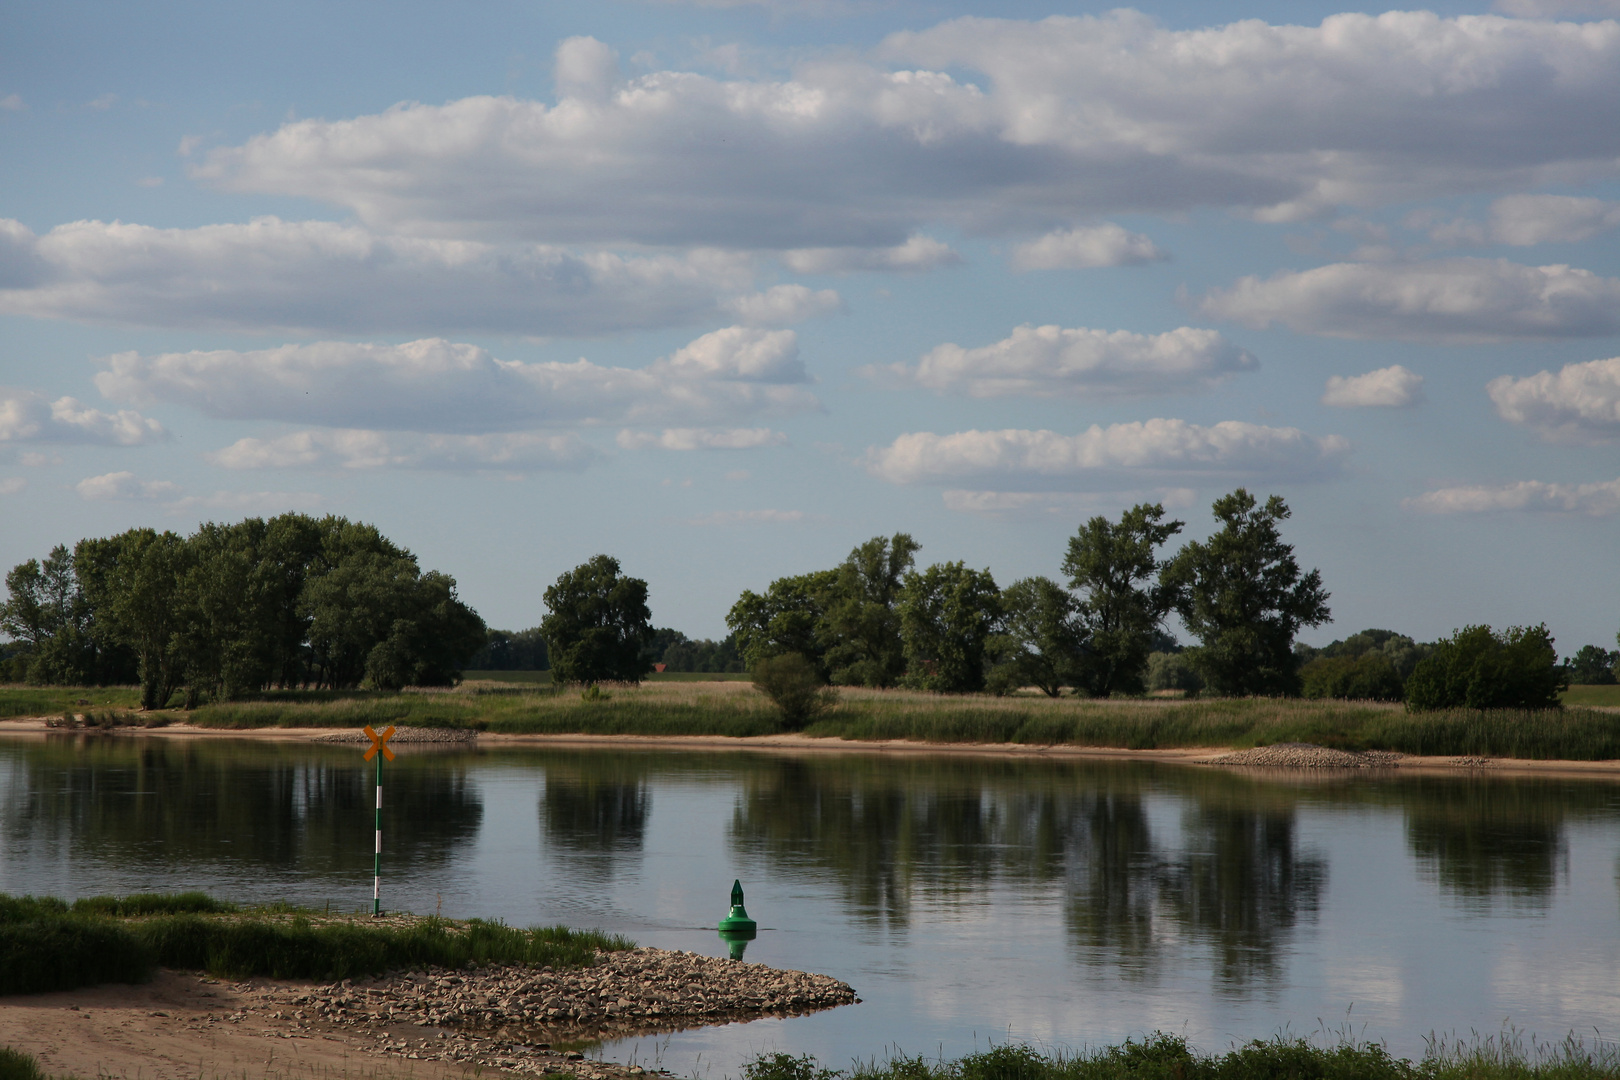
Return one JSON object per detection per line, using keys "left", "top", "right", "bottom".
{"left": 0, "top": 892, "right": 632, "bottom": 996}
{"left": 0, "top": 685, "right": 141, "bottom": 721}
{"left": 741, "top": 1031, "right": 1620, "bottom": 1080}
{"left": 9, "top": 680, "right": 1620, "bottom": 761}
{"left": 1562, "top": 684, "right": 1620, "bottom": 708}
{"left": 0, "top": 1047, "right": 47, "bottom": 1080}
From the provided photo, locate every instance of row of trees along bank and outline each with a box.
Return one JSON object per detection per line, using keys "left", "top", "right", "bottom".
{"left": 0, "top": 514, "right": 486, "bottom": 708}
{"left": 537, "top": 489, "right": 1573, "bottom": 714}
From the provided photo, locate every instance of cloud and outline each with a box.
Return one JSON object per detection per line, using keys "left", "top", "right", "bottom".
{"left": 76, "top": 471, "right": 181, "bottom": 501}
{"left": 0, "top": 217, "right": 750, "bottom": 335}
{"left": 941, "top": 487, "right": 1196, "bottom": 518}
{"left": 208, "top": 429, "right": 598, "bottom": 472}
{"left": 1487, "top": 356, "right": 1620, "bottom": 442}
{"left": 685, "top": 508, "right": 807, "bottom": 525}
{"left": 871, "top": 325, "right": 1255, "bottom": 399}
{"left": 1487, "top": 194, "right": 1620, "bottom": 245}
{"left": 1322, "top": 365, "right": 1425, "bottom": 407}
{"left": 616, "top": 427, "right": 787, "bottom": 450}
{"left": 1008, "top": 224, "right": 1166, "bottom": 271}
{"left": 866, "top": 419, "right": 1350, "bottom": 489}
{"left": 1200, "top": 258, "right": 1620, "bottom": 342}
{"left": 164, "top": 490, "right": 325, "bottom": 515}
{"left": 0, "top": 389, "right": 166, "bottom": 445}
{"left": 780, "top": 236, "right": 960, "bottom": 274}
{"left": 1493, "top": 0, "right": 1620, "bottom": 16}
{"left": 0, "top": 478, "right": 24, "bottom": 495}
{"left": 722, "top": 284, "right": 843, "bottom": 325}
{"left": 97, "top": 329, "right": 818, "bottom": 434}
{"left": 1404, "top": 477, "right": 1620, "bottom": 515}
{"left": 195, "top": 14, "right": 1620, "bottom": 245}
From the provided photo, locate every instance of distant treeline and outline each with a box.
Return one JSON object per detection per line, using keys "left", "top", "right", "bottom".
{"left": 1, "top": 514, "right": 485, "bottom": 709}
{"left": 467, "top": 626, "right": 744, "bottom": 674}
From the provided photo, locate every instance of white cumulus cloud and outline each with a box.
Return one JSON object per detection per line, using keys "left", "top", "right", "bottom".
{"left": 0, "top": 217, "right": 750, "bottom": 335}
{"left": 872, "top": 325, "right": 1255, "bottom": 399}
{"left": 1322, "top": 365, "right": 1425, "bottom": 407}
{"left": 780, "top": 236, "right": 960, "bottom": 274}
{"left": 76, "top": 472, "right": 182, "bottom": 501}
{"left": 1201, "top": 258, "right": 1620, "bottom": 342}
{"left": 209, "top": 429, "right": 598, "bottom": 472}
{"left": 0, "top": 389, "right": 166, "bottom": 445}
{"left": 1008, "top": 224, "right": 1166, "bottom": 271}
{"left": 616, "top": 427, "right": 787, "bottom": 450}
{"left": 866, "top": 419, "right": 1349, "bottom": 489}
{"left": 192, "top": 14, "right": 1620, "bottom": 245}
{"left": 97, "top": 329, "right": 818, "bottom": 434}
{"left": 723, "top": 284, "right": 843, "bottom": 325}
{"left": 1404, "top": 478, "right": 1620, "bottom": 515}
{"left": 1487, "top": 194, "right": 1620, "bottom": 246}
{"left": 1487, "top": 356, "right": 1620, "bottom": 442}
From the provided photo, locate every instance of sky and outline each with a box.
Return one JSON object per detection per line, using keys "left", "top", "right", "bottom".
{"left": 2, "top": 0, "right": 1619, "bottom": 650}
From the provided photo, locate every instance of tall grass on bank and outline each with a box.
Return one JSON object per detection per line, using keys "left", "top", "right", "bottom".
{"left": 0, "top": 686, "right": 142, "bottom": 721}
{"left": 0, "top": 1046, "right": 47, "bottom": 1080}
{"left": 0, "top": 892, "right": 631, "bottom": 996}
{"left": 742, "top": 1031, "right": 1620, "bottom": 1080}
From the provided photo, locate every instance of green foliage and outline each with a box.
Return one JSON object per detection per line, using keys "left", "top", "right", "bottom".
{"left": 469, "top": 626, "right": 550, "bottom": 671}
{"left": 69, "top": 892, "right": 235, "bottom": 917}
{"left": 1406, "top": 625, "right": 1567, "bottom": 712}
{"left": 0, "top": 1046, "right": 48, "bottom": 1080}
{"left": 728, "top": 569, "right": 841, "bottom": 674}
{"left": 989, "top": 577, "right": 1086, "bottom": 697}
{"left": 1146, "top": 651, "right": 1203, "bottom": 693}
{"left": 743, "top": 1053, "right": 844, "bottom": 1080}
{"left": 1161, "top": 490, "right": 1331, "bottom": 697}
{"left": 541, "top": 555, "right": 655, "bottom": 685}
{"left": 1301, "top": 653, "right": 1405, "bottom": 701}
{"left": 900, "top": 562, "right": 1001, "bottom": 693}
{"left": 0, "top": 912, "right": 155, "bottom": 995}
{"left": 752, "top": 652, "right": 837, "bottom": 730}
{"left": 1064, "top": 502, "right": 1184, "bottom": 697}
{"left": 659, "top": 631, "right": 746, "bottom": 673}
{"left": 821, "top": 534, "right": 919, "bottom": 688}
{"left": 1565, "top": 644, "right": 1617, "bottom": 685}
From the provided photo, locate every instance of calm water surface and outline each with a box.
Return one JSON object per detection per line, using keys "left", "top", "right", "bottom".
{"left": 2, "top": 734, "right": 1618, "bottom": 1075}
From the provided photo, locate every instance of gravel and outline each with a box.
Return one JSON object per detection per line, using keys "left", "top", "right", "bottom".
{"left": 310, "top": 728, "right": 477, "bottom": 744}
{"left": 240, "top": 947, "right": 857, "bottom": 1077}
{"left": 1203, "top": 743, "right": 1402, "bottom": 768}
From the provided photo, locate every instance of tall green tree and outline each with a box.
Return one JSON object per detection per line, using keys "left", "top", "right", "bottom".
{"left": 988, "top": 576, "right": 1086, "bottom": 697}
{"left": 77, "top": 529, "right": 191, "bottom": 710}
{"left": 541, "top": 555, "right": 654, "bottom": 685}
{"left": 1405, "top": 624, "right": 1567, "bottom": 711}
{"left": 899, "top": 562, "right": 1001, "bottom": 693}
{"left": 1063, "top": 502, "right": 1184, "bottom": 697}
{"left": 726, "top": 569, "right": 840, "bottom": 674}
{"left": 821, "top": 533, "right": 920, "bottom": 687}
{"left": 1160, "top": 490, "right": 1330, "bottom": 696}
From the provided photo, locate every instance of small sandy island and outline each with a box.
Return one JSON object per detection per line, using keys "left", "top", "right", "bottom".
{"left": 0, "top": 947, "right": 856, "bottom": 1080}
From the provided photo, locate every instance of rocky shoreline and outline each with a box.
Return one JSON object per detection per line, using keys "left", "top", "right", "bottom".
{"left": 230, "top": 947, "right": 857, "bottom": 1076}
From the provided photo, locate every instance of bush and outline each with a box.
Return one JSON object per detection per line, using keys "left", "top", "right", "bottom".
{"left": 0, "top": 1047, "right": 46, "bottom": 1080}
{"left": 752, "top": 652, "right": 837, "bottom": 731}
{"left": 1300, "top": 653, "right": 1404, "bottom": 701}
{"left": 1146, "top": 651, "right": 1203, "bottom": 694}
{"left": 1406, "top": 624, "right": 1567, "bottom": 712}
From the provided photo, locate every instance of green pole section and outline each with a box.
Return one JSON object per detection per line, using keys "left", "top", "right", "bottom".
{"left": 373, "top": 752, "right": 382, "bottom": 917}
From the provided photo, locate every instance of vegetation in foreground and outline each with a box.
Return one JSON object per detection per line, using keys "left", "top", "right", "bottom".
{"left": 0, "top": 891, "right": 631, "bottom": 996}
{"left": 741, "top": 1031, "right": 1620, "bottom": 1080}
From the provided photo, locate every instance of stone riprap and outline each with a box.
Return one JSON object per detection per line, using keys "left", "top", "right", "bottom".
{"left": 310, "top": 728, "right": 477, "bottom": 744}
{"left": 242, "top": 947, "right": 857, "bottom": 1076}
{"left": 1203, "top": 743, "right": 1402, "bottom": 768}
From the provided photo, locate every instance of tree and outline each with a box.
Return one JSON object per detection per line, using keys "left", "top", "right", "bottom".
{"left": 899, "top": 562, "right": 1001, "bottom": 693}
{"left": 988, "top": 577, "right": 1086, "bottom": 697}
{"left": 1405, "top": 624, "right": 1567, "bottom": 711}
{"left": 541, "top": 555, "right": 654, "bottom": 685}
{"left": 1146, "top": 651, "right": 1203, "bottom": 694}
{"left": 1566, "top": 644, "right": 1618, "bottom": 685}
{"left": 726, "top": 570, "right": 839, "bottom": 674}
{"left": 821, "top": 534, "right": 920, "bottom": 687}
{"left": 1300, "top": 654, "right": 1405, "bottom": 701}
{"left": 751, "top": 652, "right": 837, "bottom": 730}
{"left": 1160, "top": 490, "right": 1331, "bottom": 696}
{"left": 1063, "top": 502, "right": 1184, "bottom": 697}
{"left": 77, "top": 529, "right": 191, "bottom": 710}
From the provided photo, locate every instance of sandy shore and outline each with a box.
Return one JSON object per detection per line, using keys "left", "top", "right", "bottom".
{"left": 2, "top": 714, "right": 1618, "bottom": 776}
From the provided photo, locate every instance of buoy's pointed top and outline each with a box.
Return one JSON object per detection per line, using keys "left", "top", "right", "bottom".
{"left": 731, "top": 879, "right": 744, "bottom": 906}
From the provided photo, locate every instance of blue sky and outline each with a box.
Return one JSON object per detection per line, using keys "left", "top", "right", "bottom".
{"left": 2, "top": 0, "right": 1618, "bottom": 650}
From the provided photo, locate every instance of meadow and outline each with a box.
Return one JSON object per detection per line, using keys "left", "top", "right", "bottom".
{"left": 4, "top": 679, "right": 1620, "bottom": 761}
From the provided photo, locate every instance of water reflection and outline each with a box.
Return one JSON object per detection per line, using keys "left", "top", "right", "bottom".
{"left": 1402, "top": 776, "right": 1578, "bottom": 910}
{"left": 541, "top": 754, "right": 651, "bottom": 880}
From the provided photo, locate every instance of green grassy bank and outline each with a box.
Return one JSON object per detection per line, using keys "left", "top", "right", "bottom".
{"left": 0, "top": 892, "right": 631, "bottom": 996}
{"left": 6, "top": 681, "right": 1620, "bottom": 761}
{"left": 744, "top": 1032, "right": 1620, "bottom": 1080}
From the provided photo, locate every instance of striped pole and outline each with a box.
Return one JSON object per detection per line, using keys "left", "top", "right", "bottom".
{"left": 373, "top": 750, "right": 383, "bottom": 916}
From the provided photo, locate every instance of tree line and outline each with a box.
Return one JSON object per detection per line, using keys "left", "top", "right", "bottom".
{"left": 1, "top": 514, "right": 486, "bottom": 709}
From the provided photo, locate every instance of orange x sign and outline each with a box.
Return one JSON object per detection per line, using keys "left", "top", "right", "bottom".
{"left": 363, "top": 725, "right": 396, "bottom": 762}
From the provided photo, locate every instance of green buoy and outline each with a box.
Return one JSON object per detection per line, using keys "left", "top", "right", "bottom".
{"left": 717, "top": 879, "right": 757, "bottom": 933}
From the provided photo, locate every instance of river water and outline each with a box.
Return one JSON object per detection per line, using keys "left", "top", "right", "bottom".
{"left": 2, "top": 734, "right": 1617, "bottom": 1075}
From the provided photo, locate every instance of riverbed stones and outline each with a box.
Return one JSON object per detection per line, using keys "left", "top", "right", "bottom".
{"left": 310, "top": 728, "right": 477, "bottom": 744}
{"left": 244, "top": 947, "right": 856, "bottom": 1076}
{"left": 1203, "top": 743, "right": 1401, "bottom": 768}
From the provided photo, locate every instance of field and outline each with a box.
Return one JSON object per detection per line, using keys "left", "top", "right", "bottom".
{"left": 1563, "top": 683, "right": 1620, "bottom": 707}
{"left": 5, "top": 678, "right": 1620, "bottom": 761}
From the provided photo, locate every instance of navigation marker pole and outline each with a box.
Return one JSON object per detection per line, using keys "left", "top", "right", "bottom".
{"left": 363, "top": 725, "right": 397, "bottom": 917}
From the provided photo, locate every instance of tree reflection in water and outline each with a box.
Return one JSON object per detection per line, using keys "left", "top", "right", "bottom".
{"left": 540, "top": 753, "right": 651, "bottom": 882}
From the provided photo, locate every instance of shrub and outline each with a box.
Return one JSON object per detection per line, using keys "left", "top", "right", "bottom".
{"left": 1406, "top": 624, "right": 1567, "bottom": 712}
{"left": 1146, "top": 651, "right": 1203, "bottom": 694}
{"left": 1300, "top": 653, "right": 1404, "bottom": 701}
{"left": 752, "top": 652, "right": 837, "bottom": 731}
{"left": 0, "top": 1046, "right": 47, "bottom": 1080}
